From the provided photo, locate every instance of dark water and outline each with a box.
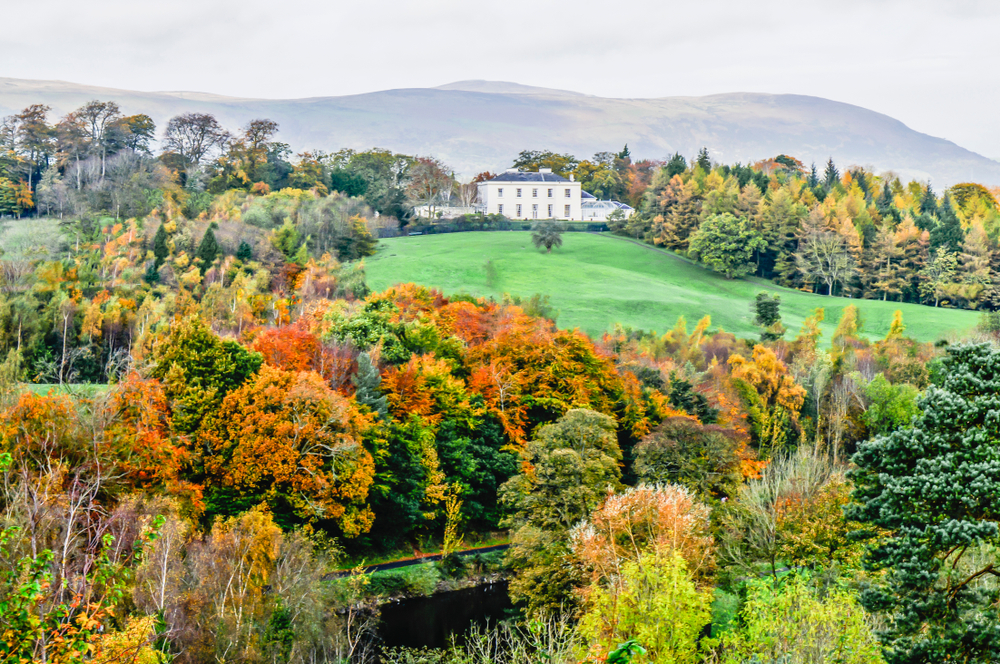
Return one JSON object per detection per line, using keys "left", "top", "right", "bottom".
{"left": 378, "top": 581, "right": 513, "bottom": 649}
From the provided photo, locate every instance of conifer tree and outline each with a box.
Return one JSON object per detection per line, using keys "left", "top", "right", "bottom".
{"left": 664, "top": 153, "right": 687, "bottom": 178}
{"left": 807, "top": 163, "right": 820, "bottom": 188}
{"left": 823, "top": 158, "right": 839, "bottom": 188}
{"left": 920, "top": 183, "right": 938, "bottom": 215}
{"left": 695, "top": 148, "right": 712, "bottom": 173}
{"left": 352, "top": 352, "right": 387, "bottom": 420}
{"left": 850, "top": 343, "right": 1000, "bottom": 663}
{"left": 930, "top": 193, "right": 963, "bottom": 252}
{"left": 236, "top": 240, "right": 253, "bottom": 262}
{"left": 153, "top": 223, "right": 169, "bottom": 267}
{"left": 196, "top": 224, "right": 220, "bottom": 269}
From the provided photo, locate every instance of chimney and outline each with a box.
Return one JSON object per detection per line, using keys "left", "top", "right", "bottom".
{"left": 539, "top": 167, "right": 552, "bottom": 174}
{"left": 570, "top": 173, "right": 575, "bottom": 181}
{"left": 505, "top": 168, "right": 519, "bottom": 173}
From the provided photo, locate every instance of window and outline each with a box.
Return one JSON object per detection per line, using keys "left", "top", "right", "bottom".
{"left": 564, "top": 188, "right": 571, "bottom": 198}
{"left": 532, "top": 188, "right": 538, "bottom": 198}
{"left": 547, "top": 188, "right": 553, "bottom": 197}
{"left": 532, "top": 204, "right": 538, "bottom": 218}
{"left": 547, "top": 204, "right": 553, "bottom": 217}
{"left": 497, "top": 188, "right": 503, "bottom": 197}
{"left": 516, "top": 204, "right": 522, "bottom": 217}
{"left": 564, "top": 204, "right": 571, "bottom": 217}
{"left": 516, "top": 188, "right": 522, "bottom": 197}
{"left": 498, "top": 204, "right": 504, "bottom": 215}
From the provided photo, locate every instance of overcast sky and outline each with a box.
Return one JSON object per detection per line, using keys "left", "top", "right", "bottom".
{"left": 5, "top": 0, "right": 1000, "bottom": 158}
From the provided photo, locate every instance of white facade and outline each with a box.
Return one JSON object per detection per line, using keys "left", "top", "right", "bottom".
{"left": 477, "top": 168, "right": 582, "bottom": 221}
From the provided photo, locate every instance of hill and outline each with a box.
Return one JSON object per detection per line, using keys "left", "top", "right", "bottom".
{"left": 2, "top": 77, "right": 999, "bottom": 186}
{"left": 364, "top": 232, "right": 981, "bottom": 343}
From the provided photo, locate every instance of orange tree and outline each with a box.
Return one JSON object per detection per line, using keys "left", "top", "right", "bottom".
{"left": 199, "top": 365, "right": 376, "bottom": 536}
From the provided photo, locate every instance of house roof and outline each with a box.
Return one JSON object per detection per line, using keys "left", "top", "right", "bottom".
{"left": 488, "top": 169, "right": 573, "bottom": 183}
{"left": 582, "top": 199, "right": 635, "bottom": 211}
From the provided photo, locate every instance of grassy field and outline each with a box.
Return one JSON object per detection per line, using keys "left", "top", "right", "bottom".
{"left": 365, "top": 232, "right": 981, "bottom": 343}
{"left": 0, "top": 216, "right": 65, "bottom": 260}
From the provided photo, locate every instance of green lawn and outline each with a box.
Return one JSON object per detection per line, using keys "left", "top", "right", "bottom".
{"left": 365, "top": 232, "right": 981, "bottom": 343}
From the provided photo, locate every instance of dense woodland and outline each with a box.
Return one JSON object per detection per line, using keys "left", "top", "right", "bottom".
{"left": 3, "top": 101, "right": 1000, "bottom": 664}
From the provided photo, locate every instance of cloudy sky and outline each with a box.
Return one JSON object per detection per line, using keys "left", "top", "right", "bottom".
{"left": 5, "top": 0, "right": 1000, "bottom": 158}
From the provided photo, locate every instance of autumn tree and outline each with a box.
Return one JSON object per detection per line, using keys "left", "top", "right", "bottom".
{"left": 501, "top": 409, "right": 623, "bottom": 617}
{"left": 201, "top": 366, "right": 376, "bottom": 535}
{"left": 729, "top": 345, "right": 806, "bottom": 455}
{"left": 149, "top": 317, "right": 262, "bottom": 436}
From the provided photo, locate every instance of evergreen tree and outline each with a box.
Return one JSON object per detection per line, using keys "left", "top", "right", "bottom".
{"left": 667, "top": 373, "right": 718, "bottom": 423}
{"left": 823, "top": 158, "right": 839, "bottom": 188}
{"left": 930, "top": 193, "right": 963, "bottom": 252}
{"left": 236, "top": 240, "right": 253, "bottom": 262}
{"left": 695, "top": 147, "right": 712, "bottom": 173}
{"left": 617, "top": 144, "right": 630, "bottom": 160}
{"left": 753, "top": 292, "right": 786, "bottom": 342}
{"left": 352, "top": 352, "right": 388, "bottom": 420}
{"left": 143, "top": 261, "right": 160, "bottom": 284}
{"left": 196, "top": 224, "right": 220, "bottom": 269}
{"left": 920, "top": 184, "right": 938, "bottom": 215}
{"left": 850, "top": 343, "right": 1000, "bottom": 663}
{"left": 664, "top": 153, "right": 687, "bottom": 178}
{"left": 807, "top": 163, "right": 820, "bottom": 188}
{"left": 153, "top": 223, "right": 169, "bottom": 267}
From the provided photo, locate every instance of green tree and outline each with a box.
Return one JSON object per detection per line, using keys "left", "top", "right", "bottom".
{"left": 689, "top": 213, "right": 766, "bottom": 279}
{"left": 823, "top": 157, "right": 840, "bottom": 188}
{"left": 236, "top": 240, "right": 253, "bottom": 262}
{"left": 352, "top": 351, "right": 388, "bottom": 420}
{"left": 695, "top": 147, "right": 712, "bottom": 173}
{"left": 501, "top": 409, "right": 623, "bottom": 616}
{"left": 664, "top": 153, "right": 687, "bottom": 178}
{"left": 579, "top": 551, "right": 712, "bottom": 664}
{"left": 633, "top": 417, "right": 743, "bottom": 499}
{"left": 930, "top": 193, "right": 963, "bottom": 253}
{"left": 719, "top": 573, "right": 883, "bottom": 664}
{"left": 753, "top": 292, "right": 786, "bottom": 342}
{"left": 850, "top": 343, "right": 1000, "bottom": 664}
{"left": 531, "top": 219, "right": 566, "bottom": 253}
{"left": 150, "top": 317, "right": 262, "bottom": 436}
{"left": 196, "top": 224, "right": 221, "bottom": 270}
{"left": 153, "top": 222, "right": 169, "bottom": 267}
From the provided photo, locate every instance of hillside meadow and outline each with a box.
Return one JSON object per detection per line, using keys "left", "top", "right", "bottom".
{"left": 365, "top": 231, "right": 981, "bottom": 342}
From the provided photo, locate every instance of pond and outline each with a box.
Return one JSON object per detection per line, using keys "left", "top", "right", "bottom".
{"left": 378, "top": 581, "right": 513, "bottom": 650}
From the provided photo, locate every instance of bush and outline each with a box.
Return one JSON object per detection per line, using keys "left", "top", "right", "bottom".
{"left": 367, "top": 563, "right": 441, "bottom": 597}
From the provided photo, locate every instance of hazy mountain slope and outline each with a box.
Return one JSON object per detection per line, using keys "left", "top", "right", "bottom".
{"left": 2, "top": 76, "right": 997, "bottom": 186}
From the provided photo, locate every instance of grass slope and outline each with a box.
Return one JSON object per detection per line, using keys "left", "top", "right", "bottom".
{"left": 365, "top": 232, "right": 980, "bottom": 343}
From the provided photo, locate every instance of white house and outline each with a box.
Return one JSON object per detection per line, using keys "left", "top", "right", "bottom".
{"left": 477, "top": 168, "right": 582, "bottom": 220}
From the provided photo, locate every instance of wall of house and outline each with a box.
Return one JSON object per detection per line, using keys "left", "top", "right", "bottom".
{"left": 478, "top": 175, "right": 582, "bottom": 220}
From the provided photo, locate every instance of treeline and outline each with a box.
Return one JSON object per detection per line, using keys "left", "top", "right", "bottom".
{"left": 4, "top": 273, "right": 994, "bottom": 661}
{"left": 607, "top": 152, "right": 1000, "bottom": 311}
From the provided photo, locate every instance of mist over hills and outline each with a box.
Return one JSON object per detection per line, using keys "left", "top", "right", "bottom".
{"left": 2, "top": 76, "right": 997, "bottom": 187}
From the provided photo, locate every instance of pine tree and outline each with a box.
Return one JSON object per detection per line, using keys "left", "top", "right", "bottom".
{"left": 920, "top": 184, "right": 938, "bottom": 215}
{"left": 807, "top": 163, "right": 820, "bottom": 188}
{"left": 236, "top": 240, "right": 253, "bottom": 262}
{"left": 352, "top": 352, "right": 388, "bottom": 420}
{"left": 850, "top": 343, "right": 1000, "bottom": 663}
{"left": 695, "top": 148, "right": 711, "bottom": 173}
{"left": 196, "top": 224, "right": 220, "bottom": 270}
{"left": 823, "top": 158, "right": 839, "bottom": 188}
{"left": 753, "top": 292, "right": 786, "bottom": 342}
{"left": 665, "top": 153, "right": 687, "bottom": 178}
{"left": 153, "top": 223, "right": 169, "bottom": 267}
{"left": 144, "top": 262, "right": 160, "bottom": 284}
{"left": 930, "top": 193, "right": 963, "bottom": 252}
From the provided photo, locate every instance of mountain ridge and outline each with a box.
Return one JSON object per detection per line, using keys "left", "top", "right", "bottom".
{"left": 1, "top": 76, "right": 997, "bottom": 186}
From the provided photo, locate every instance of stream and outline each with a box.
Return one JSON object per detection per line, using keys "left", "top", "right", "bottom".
{"left": 378, "top": 581, "right": 513, "bottom": 650}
